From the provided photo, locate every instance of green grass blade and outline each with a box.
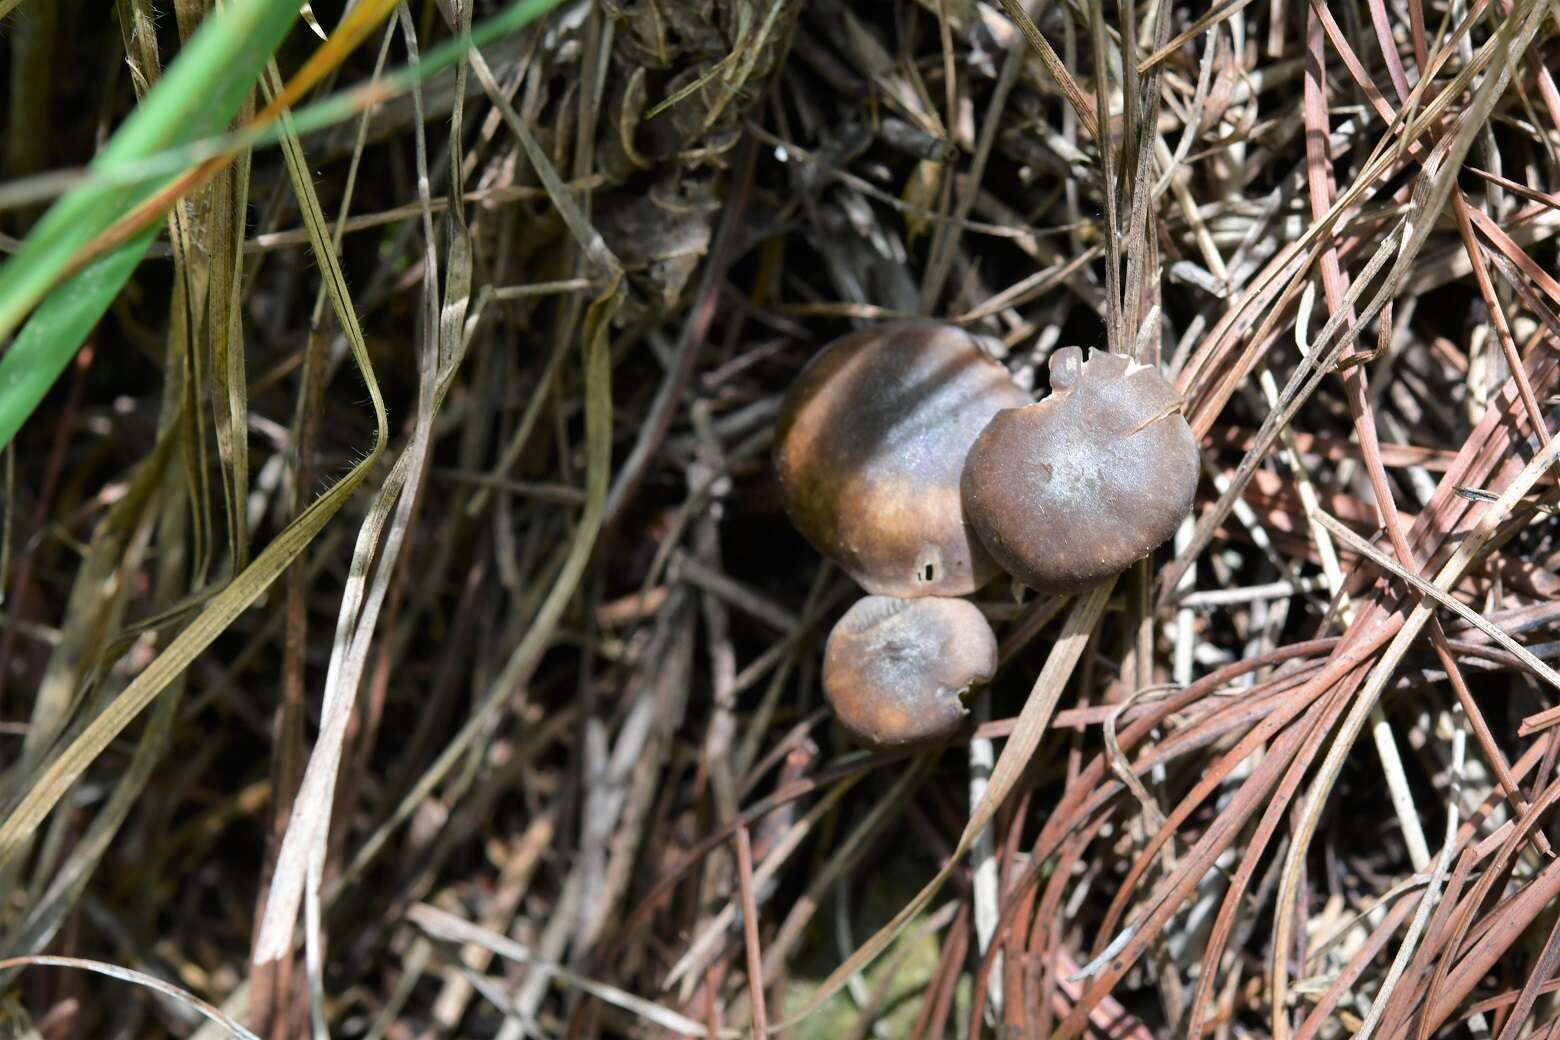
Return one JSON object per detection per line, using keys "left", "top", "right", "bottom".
{"left": 0, "top": 0, "right": 568, "bottom": 215}
{"left": 0, "top": 0, "right": 301, "bottom": 342}
{"left": 0, "top": 229, "right": 155, "bottom": 449}
{"left": 0, "top": 0, "right": 566, "bottom": 455}
{"left": 0, "top": 0, "right": 302, "bottom": 453}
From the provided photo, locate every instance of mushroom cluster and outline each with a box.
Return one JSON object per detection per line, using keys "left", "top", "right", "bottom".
{"left": 776, "top": 322, "right": 1199, "bottom": 749}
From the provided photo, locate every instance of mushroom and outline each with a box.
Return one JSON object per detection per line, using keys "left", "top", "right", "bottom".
{"left": 774, "top": 321, "right": 1031, "bottom": 598}
{"left": 823, "top": 595, "right": 998, "bottom": 748}
{"left": 961, "top": 347, "right": 1199, "bottom": 594}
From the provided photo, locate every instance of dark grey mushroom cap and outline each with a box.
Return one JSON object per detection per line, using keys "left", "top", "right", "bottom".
{"left": 774, "top": 321, "right": 1030, "bottom": 598}
{"left": 961, "top": 348, "right": 1199, "bottom": 594}
{"left": 822, "top": 595, "right": 998, "bottom": 749}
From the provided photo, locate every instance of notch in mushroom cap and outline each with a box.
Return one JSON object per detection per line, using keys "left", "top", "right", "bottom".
{"left": 823, "top": 595, "right": 998, "bottom": 749}
{"left": 774, "top": 321, "right": 1031, "bottom": 598}
{"left": 961, "top": 347, "right": 1199, "bottom": 595}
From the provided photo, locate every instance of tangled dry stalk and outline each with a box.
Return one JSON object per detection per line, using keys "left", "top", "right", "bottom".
{"left": 4, "top": 0, "right": 1560, "bottom": 1036}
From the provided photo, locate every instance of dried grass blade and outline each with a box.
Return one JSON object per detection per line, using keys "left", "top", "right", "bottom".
{"left": 1120, "top": 1, "right": 1171, "bottom": 358}
{"left": 1352, "top": 725, "right": 1464, "bottom": 1040}
{"left": 1464, "top": 205, "right": 1560, "bottom": 308}
{"left": 206, "top": 103, "right": 254, "bottom": 571}
{"left": 1313, "top": 510, "right": 1560, "bottom": 692}
{"left": 250, "top": 33, "right": 470, "bottom": 993}
{"left": 409, "top": 904, "right": 734, "bottom": 1038}
{"left": 995, "top": 0, "right": 1101, "bottom": 144}
{"left": 1138, "top": 0, "right": 1259, "bottom": 72}
{"left": 754, "top": 757, "right": 933, "bottom": 995}
{"left": 1086, "top": 0, "right": 1123, "bottom": 348}
{"left": 255, "top": 0, "right": 400, "bottom": 121}
{"left": 2, "top": 432, "right": 177, "bottom": 794}
{"left": 0, "top": 432, "right": 178, "bottom": 945}
{"left": 336, "top": 280, "right": 619, "bottom": 898}
{"left": 664, "top": 767, "right": 863, "bottom": 989}
{"left": 0, "top": 955, "right": 260, "bottom": 1039}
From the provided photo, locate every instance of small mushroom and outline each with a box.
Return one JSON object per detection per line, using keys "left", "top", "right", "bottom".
{"left": 823, "top": 595, "right": 998, "bottom": 748}
{"left": 774, "top": 321, "right": 1031, "bottom": 598}
{"left": 961, "top": 347, "right": 1199, "bottom": 594}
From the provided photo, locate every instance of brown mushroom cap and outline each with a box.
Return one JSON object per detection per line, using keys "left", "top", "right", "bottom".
{"left": 822, "top": 595, "right": 998, "bottom": 748}
{"left": 774, "top": 321, "right": 1031, "bottom": 597}
{"left": 961, "top": 348, "right": 1199, "bottom": 594}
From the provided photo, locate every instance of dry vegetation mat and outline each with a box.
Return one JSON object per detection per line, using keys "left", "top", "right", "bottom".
{"left": 2, "top": 0, "right": 1560, "bottom": 1036}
